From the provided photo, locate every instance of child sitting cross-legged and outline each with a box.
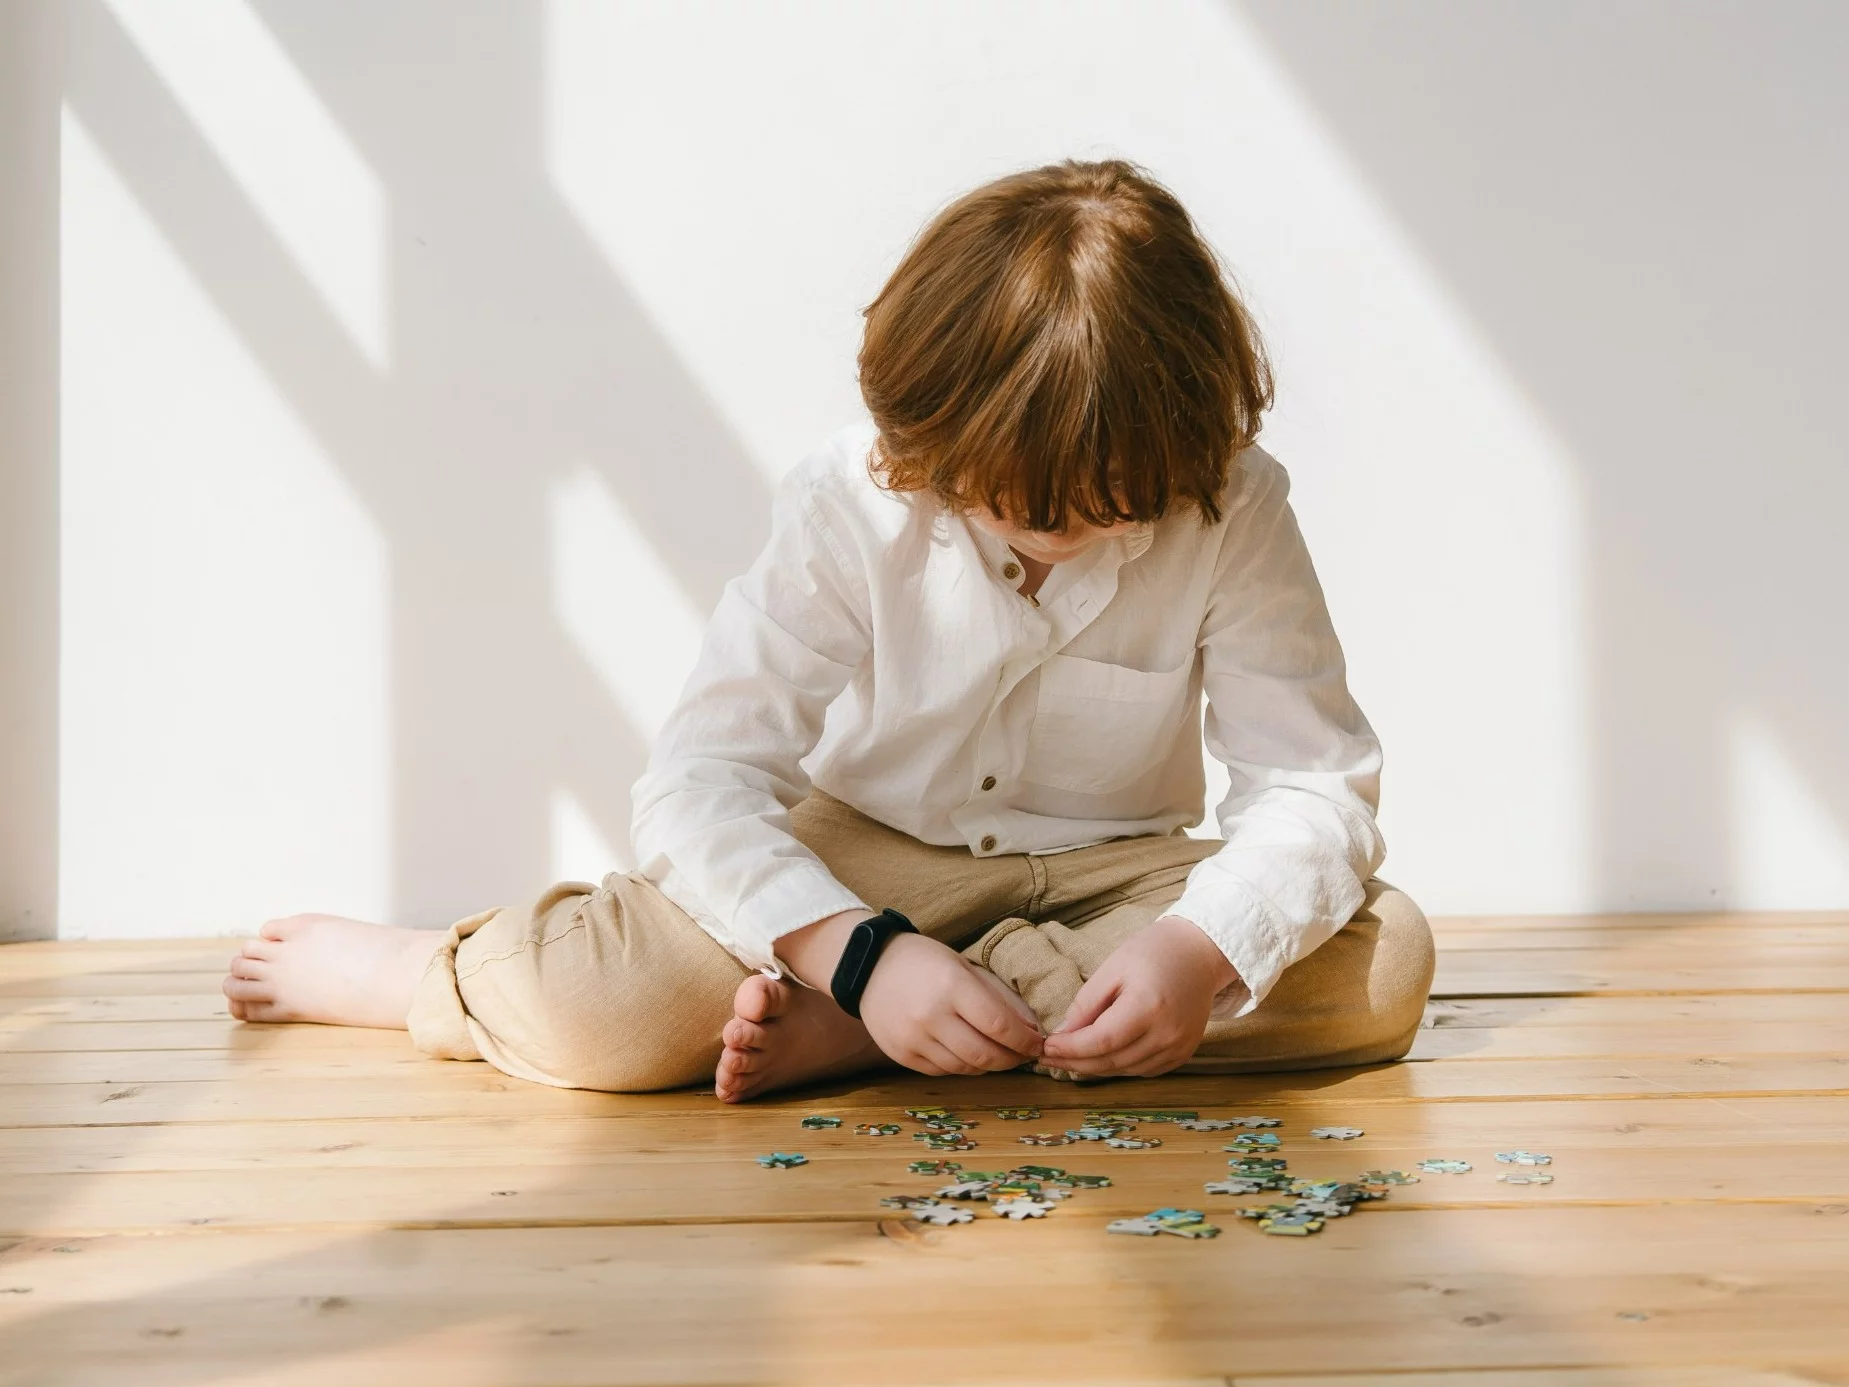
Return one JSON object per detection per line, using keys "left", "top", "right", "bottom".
{"left": 222, "top": 158, "right": 1435, "bottom": 1101}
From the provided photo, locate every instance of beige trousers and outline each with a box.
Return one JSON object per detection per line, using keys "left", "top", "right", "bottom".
{"left": 406, "top": 792, "right": 1435, "bottom": 1092}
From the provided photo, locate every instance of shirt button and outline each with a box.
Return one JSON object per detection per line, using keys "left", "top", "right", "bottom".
{"left": 980, "top": 775, "right": 997, "bottom": 792}
{"left": 980, "top": 834, "right": 997, "bottom": 852}
{"left": 1001, "top": 562, "right": 1022, "bottom": 581}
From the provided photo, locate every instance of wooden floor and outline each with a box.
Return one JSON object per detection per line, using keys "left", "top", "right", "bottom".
{"left": 3, "top": 914, "right": 1848, "bottom": 1386}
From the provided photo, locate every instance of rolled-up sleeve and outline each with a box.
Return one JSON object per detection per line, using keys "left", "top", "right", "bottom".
{"left": 630, "top": 473, "right": 873, "bottom": 972}
{"left": 1167, "top": 452, "right": 1386, "bottom": 1015}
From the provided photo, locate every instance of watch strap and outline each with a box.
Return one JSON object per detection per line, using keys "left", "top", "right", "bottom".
{"left": 828, "top": 908, "right": 918, "bottom": 1019}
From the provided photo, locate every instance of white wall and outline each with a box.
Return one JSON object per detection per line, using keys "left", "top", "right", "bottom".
{"left": 0, "top": 0, "right": 62, "bottom": 943}
{"left": 10, "top": 0, "right": 1847, "bottom": 939}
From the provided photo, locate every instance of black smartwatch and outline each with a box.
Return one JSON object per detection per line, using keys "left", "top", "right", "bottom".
{"left": 829, "top": 908, "right": 918, "bottom": 1019}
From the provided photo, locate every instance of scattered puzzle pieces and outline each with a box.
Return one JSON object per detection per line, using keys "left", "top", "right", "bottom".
{"left": 1009, "top": 1164, "right": 1067, "bottom": 1181}
{"left": 1288, "top": 1180, "right": 1348, "bottom": 1201}
{"left": 1226, "top": 1156, "right": 1289, "bottom": 1175}
{"left": 1110, "top": 1209, "right": 1220, "bottom": 1238}
{"left": 1087, "top": 1110, "right": 1197, "bottom": 1124}
{"left": 1107, "top": 1217, "right": 1162, "bottom": 1236}
{"left": 1225, "top": 1133, "right": 1283, "bottom": 1151}
{"left": 1204, "top": 1178, "right": 1269, "bottom": 1196}
{"left": 935, "top": 1180, "right": 994, "bottom": 1201}
{"left": 867, "top": 1102, "right": 1556, "bottom": 1249}
{"left": 992, "top": 1196, "right": 1055, "bottom": 1220}
{"left": 1148, "top": 1207, "right": 1204, "bottom": 1226}
{"left": 756, "top": 1152, "right": 807, "bottom": 1169}
{"left": 799, "top": 1115, "right": 841, "bottom": 1130}
{"left": 912, "top": 1203, "right": 973, "bottom": 1226}
{"left": 915, "top": 1132, "right": 977, "bottom": 1151}
{"left": 1256, "top": 1209, "right": 1324, "bottom": 1237}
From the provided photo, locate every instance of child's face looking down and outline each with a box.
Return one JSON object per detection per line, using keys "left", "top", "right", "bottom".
{"left": 963, "top": 507, "right": 1138, "bottom": 565}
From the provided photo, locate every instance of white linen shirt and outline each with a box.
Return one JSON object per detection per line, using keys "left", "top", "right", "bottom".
{"left": 630, "top": 420, "right": 1385, "bottom": 1015}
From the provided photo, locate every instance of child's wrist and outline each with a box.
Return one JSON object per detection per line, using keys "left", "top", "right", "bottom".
{"left": 775, "top": 908, "right": 879, "bottom": 991}
{"left": 1150, "top": 913, "right": 1241, "bottom": 991}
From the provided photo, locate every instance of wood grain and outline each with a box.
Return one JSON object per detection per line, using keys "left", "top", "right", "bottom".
{"left": 3, "top": 912, "right": 1846, "bottom": 1384}
{"left": 3, "top": 1208, "right": 1849, "bottom": 1385}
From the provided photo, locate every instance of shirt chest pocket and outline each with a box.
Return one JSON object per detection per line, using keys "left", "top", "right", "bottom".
{"left": 1023, "top": 652, "right": 1196, "bottom": 795}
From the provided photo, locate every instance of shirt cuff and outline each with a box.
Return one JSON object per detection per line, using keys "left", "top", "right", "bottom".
{"left": 729, "top": 863, "right": 869, "bottom": 977}
{"left": 1165, "top": 876, "right": 1291, "bottom": 1019}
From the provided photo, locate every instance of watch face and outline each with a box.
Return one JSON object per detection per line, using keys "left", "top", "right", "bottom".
{"left": 842, "top": 925, "right": 876, "bottom": 974}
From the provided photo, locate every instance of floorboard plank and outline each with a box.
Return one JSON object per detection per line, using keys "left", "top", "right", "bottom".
{"left": 0, "top": 1095, "right": 1839, "bottom": 1174}
{"left": 4, "top": 1208, "right": 1848, "bottom": 1384}
{"left": 0, "top": 993, "right": 234, "bottom": 1021}
{"left": 4, "top": 1138, "right": 1847, "bottom": 1236}
{"left": 2, "top": 1053, "right": 1846, "bottom": 1128}
{"left": 1433, "top": 951, "right": 1849, "bottom": 996}
{"left": 1422, "top": 995, "right": 1849, "bottom": 1029}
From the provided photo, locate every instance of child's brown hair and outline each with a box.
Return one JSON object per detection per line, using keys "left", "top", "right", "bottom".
{"left": 859, "top": 158, "right": 1272, "bottom": 532}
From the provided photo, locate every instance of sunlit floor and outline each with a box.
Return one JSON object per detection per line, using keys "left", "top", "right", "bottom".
{"left": 2, "top": 914, "right": 1847, "bottom": 1386}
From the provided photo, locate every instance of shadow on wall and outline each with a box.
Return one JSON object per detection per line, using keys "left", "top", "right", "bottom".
{"left": 64, "top": 0, "right": 770, "bottom": 925}
{"left": 1234, "top": 0, "right": 1849, "bottom": 909}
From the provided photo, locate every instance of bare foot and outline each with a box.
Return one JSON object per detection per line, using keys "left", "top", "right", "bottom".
{"left": 223, "top": 914, "right": 443, "bottom": 1028}
{"left": 714, "top": 975, "right": 889, "bottom": 1103}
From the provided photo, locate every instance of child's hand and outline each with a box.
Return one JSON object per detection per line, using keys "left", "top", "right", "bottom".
{"left": 859, "top": 934, "right": 1046, "bottom": 1075}
{"left": 1038, "top": 915, "right": 1238, "bottom": 1077}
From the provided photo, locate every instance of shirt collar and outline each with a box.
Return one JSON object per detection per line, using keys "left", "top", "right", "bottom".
{"left": 961, "top": 516, "right": 1155, "bottom": 583}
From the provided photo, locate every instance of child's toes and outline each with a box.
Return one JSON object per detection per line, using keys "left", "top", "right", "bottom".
{"left": 714, "top": 1051, "right": 758, "bottom": 1101}
{"left": 238, "top": 936, "right": 279, "bottom": 963}
{"left": 258, "top": 913, "right": 314, "bottom": 943}
{"left": 731, "top": 975, "right": 791, "bottom": 1026}
{"left": 722, "top": 1017, "right": 768, "bottom": 1051}
{"left": 229, "top": 954, "right": 269, "bottom": 981}
{"left": 223, "top": 975, "right": 271, "bottom": 1004}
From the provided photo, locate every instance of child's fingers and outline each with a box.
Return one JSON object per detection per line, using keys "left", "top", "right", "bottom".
{"left": 937, "top": 1014, "right": 1031, "bottom": 1073}
{"left": 1041, "top": 996, "right": 1144, "bottom": 1062}
{"left": 900, "top": 1038, "right": 965, "bottom": 1077}
{"left": 1051, "top": 972, "right": 1119, "bottom": 1037}
{"left": 955, "top": 976, "right": 1045, "bottom": 1056}
{"left": 971, "top": 964, "right": 1045, "bottom": 1033}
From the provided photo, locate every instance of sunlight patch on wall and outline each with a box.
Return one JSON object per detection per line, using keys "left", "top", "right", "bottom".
{"left": 550, "top": 786, "right": 632, "bottom": 884}
{"left": 1728, "top": 713, "right": 1849, "bottom": 909}
{"left": 548, "top": 465, "right": 705, "bottom": 745}
{"left": 102, "top": 0, "right": 388, "bottom": 367}
{"left": 59, "top": 108, "right": 391, "bottom": 936}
